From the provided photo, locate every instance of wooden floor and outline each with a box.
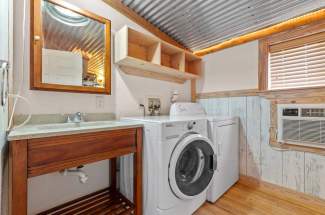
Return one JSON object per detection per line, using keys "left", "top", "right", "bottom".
{"left": 195, "top": 176, "right": 325, "bottom": 215}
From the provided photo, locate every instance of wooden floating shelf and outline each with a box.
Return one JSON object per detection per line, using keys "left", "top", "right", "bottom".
{"left": 115, "top": 26, "right": 202, "bottom": 84}
{"left": 37, "top": 188, "right": 134, "bottom": 215}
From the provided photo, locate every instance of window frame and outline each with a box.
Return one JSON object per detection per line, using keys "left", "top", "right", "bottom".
{"left": 259, "top": 20, "right": 325, "bottom": 92}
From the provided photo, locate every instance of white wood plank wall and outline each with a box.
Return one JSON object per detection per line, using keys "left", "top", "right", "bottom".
{"left": 198, "top": 96, "right": 325, "bottom": 200}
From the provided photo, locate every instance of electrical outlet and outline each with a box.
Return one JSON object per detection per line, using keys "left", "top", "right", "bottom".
{"left": 148, "top": 97, "right": 161, "bottom": 115}
{"left": 96, "top": 96, "right": 105, "bottom": 109}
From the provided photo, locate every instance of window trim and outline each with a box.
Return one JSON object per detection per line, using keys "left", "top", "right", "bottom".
{"left": 259, "top": 20, "right": 325, "bottom": 92}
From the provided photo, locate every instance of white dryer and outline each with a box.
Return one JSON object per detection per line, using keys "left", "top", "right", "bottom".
{"left": 170, "top": 102, "right": 240, "bottom": 203}
{"left": 206, "top": 117, "right": 239, "bottom": 202}
{"left": 121, "top": 116, "right": 217, "bottom": 215}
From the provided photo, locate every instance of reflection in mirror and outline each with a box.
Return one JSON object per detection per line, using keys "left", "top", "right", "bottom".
{"left": 41, "top": 0, "right": 106, "bottom": 88}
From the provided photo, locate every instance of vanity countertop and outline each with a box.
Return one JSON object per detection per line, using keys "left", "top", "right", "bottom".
{"left": 7, "top": 120, "right": 143, "bottom": 141}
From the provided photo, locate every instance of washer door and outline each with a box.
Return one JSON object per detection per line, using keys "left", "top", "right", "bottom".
{"left": 169, "top": 134, "right": 216, "bottom": 200}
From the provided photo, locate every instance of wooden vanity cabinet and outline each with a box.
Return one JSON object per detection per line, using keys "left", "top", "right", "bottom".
{"left": 9, "top": 127, "right": 143, "bottom": 215}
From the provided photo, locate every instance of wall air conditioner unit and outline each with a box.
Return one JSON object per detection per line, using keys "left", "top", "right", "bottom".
{"left": 278, "top": 104, "right": 325, "bottom": 149}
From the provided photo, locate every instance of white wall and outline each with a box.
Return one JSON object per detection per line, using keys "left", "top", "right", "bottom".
{"left": 13, "top": 0, "right": 190, "bottom": 213}
{"left": 197, "top": 41, "right": 259, "bottom": 93}
{"left": 0, "top": 0, "right": 9, "bottom": 61}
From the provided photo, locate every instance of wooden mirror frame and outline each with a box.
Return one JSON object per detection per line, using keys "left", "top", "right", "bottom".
{"left": 31, "top": 0, "right": 111, "bottom": 94}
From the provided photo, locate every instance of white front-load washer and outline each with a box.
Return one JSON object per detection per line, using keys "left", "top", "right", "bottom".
{"left": 121, "top": 116, "right": 217, "bottom": 215}
{"left": 170, "top": 102, "right": 240, "bottom": 203}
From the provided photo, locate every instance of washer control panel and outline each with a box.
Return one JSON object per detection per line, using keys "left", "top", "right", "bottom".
{"left": 187, "top": 121, "right": 196, "bottom": 130}
{"left": 162, "top": 119, "right": 207, "bottom": 140}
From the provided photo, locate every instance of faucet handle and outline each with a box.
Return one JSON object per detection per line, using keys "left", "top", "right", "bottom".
{"left": 66, "top": 115, "right": 72, "bottom": 123}
{"left": 75, "top": 112, "right": 85, "bottom": 122}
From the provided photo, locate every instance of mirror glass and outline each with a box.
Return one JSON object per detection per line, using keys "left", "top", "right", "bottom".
{"left": 41, "top": 0, "right": 106, "bottom": 88}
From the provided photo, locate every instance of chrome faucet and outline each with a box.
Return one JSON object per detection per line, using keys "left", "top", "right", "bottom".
{"left": 67, "top": 112, "right": 84, "bottom": 123}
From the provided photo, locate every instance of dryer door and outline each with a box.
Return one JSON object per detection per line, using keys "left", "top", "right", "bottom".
{"left": 169, "top": 134, "right": 216, "bottom": 200}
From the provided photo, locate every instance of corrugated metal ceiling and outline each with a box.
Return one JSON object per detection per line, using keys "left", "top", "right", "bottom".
{"left": 121, "top": 0, "right": 325, "bottom": 51}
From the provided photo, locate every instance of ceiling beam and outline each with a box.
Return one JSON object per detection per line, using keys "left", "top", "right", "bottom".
{"left": 102, "top": 0, "right": 188, "bottom": 50}
{"left": 194, "top": 9, "right": 325, "bottom": 56}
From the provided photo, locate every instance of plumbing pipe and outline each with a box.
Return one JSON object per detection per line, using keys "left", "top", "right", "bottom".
{"left": 170, "top": 90, "right": 179, "bottom": 104}
{"left": 60, "top": 167, "right": 88, "bottom": 184}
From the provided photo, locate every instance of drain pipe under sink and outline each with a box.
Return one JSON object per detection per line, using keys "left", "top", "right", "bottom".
{"left": 60, "top": 165, "right": 88, "bottom": 184}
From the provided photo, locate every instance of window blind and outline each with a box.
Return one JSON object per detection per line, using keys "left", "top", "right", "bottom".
{"left": 268, "top": 31, "right": 325, "bottom": 90}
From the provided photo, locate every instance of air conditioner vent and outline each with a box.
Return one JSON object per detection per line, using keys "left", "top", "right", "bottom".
{"left": 301, "top": 108, "right": 325, "bottom": 117}
{"left": 321, "top": 121, "right": 325, "bottom": 144}
{"left": 299, "top": 120, "right": 320, "bottom": 143}
{"left": 282, "top": 119, "right": 299, "bottom": 141}
{"left": 278, "top": 104, "right": 325, "bottom": 149}
{"left": 282, "top": 119, "right": 323, "bottom": 146}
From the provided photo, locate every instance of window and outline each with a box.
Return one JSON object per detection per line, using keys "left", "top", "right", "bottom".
{"left": 259, "top": 21, "right": 325, "bottom": 91}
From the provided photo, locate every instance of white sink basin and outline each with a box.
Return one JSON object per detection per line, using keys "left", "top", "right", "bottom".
{"left": 8, "top": 120, "right": 143, "bottom": 141}
{"left": 37, "top": 121, "right": 112, "bottom": 130}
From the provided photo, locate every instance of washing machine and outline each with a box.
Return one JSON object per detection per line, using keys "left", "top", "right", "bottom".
{"left": 170, "top": 102, "right": 240, "bottom": 203}
{"left": 121, "top": 116, "right": 217, "bottom": 215}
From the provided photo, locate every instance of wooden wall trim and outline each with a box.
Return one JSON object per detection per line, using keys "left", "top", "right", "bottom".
{"left": 270, "top": 140, "right": 325, "bottom": 156}
{"left": 191, "top": 80, "right": 196, "bottom": 102}
{"left": 258, "top": 39, "right": 268, "bottom": 91}
{"left": 261, "top": 86, "right": 325, "bottom": 100}
{"left": 197, "top": 86, "right": 325, "bottom": 101}
{"left": 194, "top": 9, "right": 325, "bottom": 56}
{"left": 196, "top": 89, "right": 260, "bottom": 99}
{"left": 102, "top": 0, "right": 187, "bottom": 50}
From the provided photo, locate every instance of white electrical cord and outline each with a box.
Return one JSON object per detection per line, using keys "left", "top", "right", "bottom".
{"left": 7, "top": 0, "right": 31, "bottom": 131}
{"left": 8, "top": 94, "right": 31, "bottom": 130}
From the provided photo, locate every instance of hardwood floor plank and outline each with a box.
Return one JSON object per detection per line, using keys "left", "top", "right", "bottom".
{"left": 223, "top": 186, "right": 289, "bottom": 215}
{"left": 216, "top": 195, "right": 270, "bottom": 215}
{"left": 238, "top": 176, "right": 325, "bottom": 214}
{"left": 194, "top": 202, "right": 233, "bottom": 215}
{"left": 197, "top": 176, "right": 325, "bottom": 215}
{"left": 232, "top": 184, "right": 317, "bottom": 215}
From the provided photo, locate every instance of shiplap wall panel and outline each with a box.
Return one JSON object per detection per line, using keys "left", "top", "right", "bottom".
{"left": 213, "top": 98, "right": 229, "bottom": 116}
{"left": 198, "top": 99, "right": 208, "bottom": 112}
{"left": 199, "top": 98, "right": 229, "bottom": 115}
{"left": 282, "top": 151, "right": 305, "bottom": 192}
{"left": 229, "top": 97, "right": 247, "bottom": 175}
{"left": 305, "top": 153, "right": 325, "bottom": 199}
{"left": 246, "top": 96, "right": 262, "bottom": 179}
{"left": 260, "top": 98, "right": 283, "bottom": 185}
{"left": 199, "top": 96, "right": 325, "bottom": 200}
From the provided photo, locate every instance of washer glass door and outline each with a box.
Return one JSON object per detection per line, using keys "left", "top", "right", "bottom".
{"left": 170, "top": 135, "right": 216, "bottom": 199}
